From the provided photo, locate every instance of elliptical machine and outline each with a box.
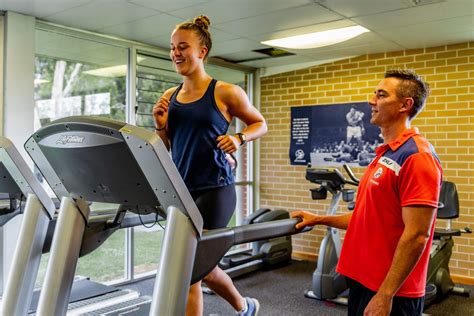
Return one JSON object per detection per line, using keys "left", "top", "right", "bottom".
{"left": 219, "top": 208, "right": 293, "bottom": 279}
{"left": 304, "top": 164, "right": 359, "bottom": 304}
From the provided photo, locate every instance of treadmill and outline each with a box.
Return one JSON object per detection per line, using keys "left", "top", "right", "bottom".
{"left": 24, "top": 116, "right": 308, "bottom": 315}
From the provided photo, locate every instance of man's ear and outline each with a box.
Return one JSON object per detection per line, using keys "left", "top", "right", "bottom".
{"left": 400, "top": 97, "right": 414, "bottom": 115}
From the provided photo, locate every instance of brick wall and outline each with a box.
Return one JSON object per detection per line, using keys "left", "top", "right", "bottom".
{"left": 259, "top": 42, "right": 474, "bottom": 279}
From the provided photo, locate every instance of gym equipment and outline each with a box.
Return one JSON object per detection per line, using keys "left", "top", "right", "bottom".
{"left": 0, "top": 136, "right": 56, "bottom": 315}
{"left": 21, "top": 116, "right": 308, "bottom": 315}
{"left": 0, "top": 136, "right": 159, "bottom": 315}
{"left": 424, "top": 180, "right": 471, "bottom": 306}
{"left": 304, "top": 165, "right": 359, "bottom": 304}
{"left": 218, "top": 208, "right": 292, "bottom": 279}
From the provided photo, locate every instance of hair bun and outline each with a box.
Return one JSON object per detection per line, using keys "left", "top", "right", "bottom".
{"left": 193, "top": 15, "right": 210, "bottom": 30}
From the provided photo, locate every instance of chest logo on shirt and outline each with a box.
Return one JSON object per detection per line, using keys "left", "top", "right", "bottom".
{"left": 373, "top": 167, "right": 383, "bottom": 178}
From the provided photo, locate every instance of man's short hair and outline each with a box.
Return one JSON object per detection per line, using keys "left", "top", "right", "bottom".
{"left": 384, "top": 69, "right": 430, "bottom": 119}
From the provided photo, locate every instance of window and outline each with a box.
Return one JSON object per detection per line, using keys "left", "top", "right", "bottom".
{"left": 34, "top": 27, "right": 128, "bottom": 284}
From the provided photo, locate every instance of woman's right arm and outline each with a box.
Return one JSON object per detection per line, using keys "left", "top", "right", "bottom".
{"left": 152, "top": 88, "right": 176, "bottom": 151}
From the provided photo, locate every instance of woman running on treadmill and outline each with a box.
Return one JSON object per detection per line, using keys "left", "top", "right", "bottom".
{"left": 152, "top": 15, "right": 267, "bottom": 316}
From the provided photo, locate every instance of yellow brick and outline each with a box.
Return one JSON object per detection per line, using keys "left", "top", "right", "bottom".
{"left": 342, "top": 63, "right": 358, "bottom": 70}
{"left": 437, "top": 51, "right": 457, "bottom": 59}
{"left": 457, "top": 49, "right": 474, "bottom": 57}
{"left": 358, "top": 74, "right": 377, "bottom": 81}
{"left": 386, "top": 50, "right": 404, "bottom": 57}
{"left": 447, "top": 87, "right": 469, "bottom": 94}
{"left": 437, "top": 110, "right": 458, "bottom": 116}
{"left": 459, "top": 94, "right": 474, "bottom": 101}
{"left": 358, "top": 61, "right": 376, "bottom": 68}
{"left": 274, "top": 77, "right": 288, "bottom": 83}
{"left": 458, "top": 64, "right": 474, "bottom": 71}
{"left": 302, "top": 74, "right": 318, "bottom": 80}
{"left": 351, "top": 81, "right": 368, "bottom": 88}
{"left": 341, "top": 89, "right": 357, "bottom": 95}
{"left": 349, "top": 55, "right": 368, "bottom": 62}
{"left": 435, "top": 96, "right": 457, "bottom": 103}
{"left": 350, "top": 68, "right": 368, "bottom": 75}
{"left": 318, "top": 72, "right": 333, "bottom": 79}
{"left": 436, "top": 66, "right": 456, "bottom": 73}
{"left": 395, "top": 56, "right": 415, "bottom": 63}
{"left": 426, "top": 74, "right": 447, "bottom": 81}
{"left": 281, "top": 82, "right": 295, "bottom": 88}
{"left": 447, "top": 57, "right": 469, "bottom": 65}
{"left": 447, "top": 43, "right": 469, "bottom": 50}
{"left": 415, "top": 53, "right": 435, "bottom": 61}
{"left": 289, "top": 87, "right": 302, "bottom": 94}
{"left": 436, "top": 81, "right": 457, "bottom": 88}
{"left": 368, "top": 52, "right": 385, "bottom": 60}
{"left": 405, "top": 48, "right": 425, "bottom": 55}
{"left": 334, "top": 70, "right": 351, "bottom": 77}
{"left": 318, "top": 84, "right": 333, "bottom": 91}
{"left": 325, "top": 77, "right": 342, "bottom": 84}
{"left": 425, "top": 45, "right": 446, "bottom": 53}
{"left": 326, "top": 65, "right": 341, "bottom": 71}
{"left": 377, "top": 58, "right": 396, "bottom": 65}
{"left": 426, "top": 60, "right": 446, "bottom": 67}
{"left": 447, "top": 72, "right": 469, "bottom": 79}
{"left": 334, "top": 83, "right": 350, "bottom": 89}
{"left": 405, "top": 62, "right": 425, "bottom": 69}
{"left": 351, "top": 95, "right": 368, "bottom": 102}
{"left": 326, "top": 90, "right": 341, "bottom": 96}
{"left": 295, "top": 68, "right": 310, "bottom": 75}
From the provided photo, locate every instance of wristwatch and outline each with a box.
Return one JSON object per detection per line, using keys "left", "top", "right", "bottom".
{"left": 236, "top": 132, "right": 247, "bottom": 146}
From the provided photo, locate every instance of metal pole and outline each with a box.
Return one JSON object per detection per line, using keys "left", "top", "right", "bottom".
{"left": 36, "top": 197, "right": 90, "bottom": 316}
{"left": 2, "top": 194, "right": 50, "bottom": 315}
{"left": 149, "top": 206, "right": 198, "bottom": 316}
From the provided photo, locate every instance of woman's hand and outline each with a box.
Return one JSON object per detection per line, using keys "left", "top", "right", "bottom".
{"left": 152, "top": 96, "right": 170, "bottom": 129}
{"left": 217, "top": 134, "right": 241, "bottom": 154}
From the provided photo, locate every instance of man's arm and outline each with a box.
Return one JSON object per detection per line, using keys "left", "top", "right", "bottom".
{"left": 363, "top": 205, "right": 436, "bottom": 315}
{"left": 291, "top": 211, "right": 353, "bottom": 230}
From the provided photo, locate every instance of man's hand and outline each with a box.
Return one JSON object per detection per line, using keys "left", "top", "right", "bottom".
{"left": 152, "top": 96, "right": 169, "bottom": 129}
{"left": 290, "top": 211, "right": 322, "bottom": 230}
{"left": 364, "top": 292, "right": 393, "bottom": 316}
{"left": 217, "top": 135, "right": 240, "bottom": 154}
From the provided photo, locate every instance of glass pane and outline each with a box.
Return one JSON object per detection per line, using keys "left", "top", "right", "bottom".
{"left": 34, "top": 29, "right": 127, "bottom": 128}
{"left": 34, "top": 29, "right": 128, "bottom": 284}
{"left": 133, "top": 225, "right": 164, "bottom": 277}
{"left": 135, "top": 53, "right": 180, "bottom": 131}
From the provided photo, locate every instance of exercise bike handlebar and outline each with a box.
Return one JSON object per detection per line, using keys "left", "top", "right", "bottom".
{"left": 342, "top": 164, "right": 360, "bottom": 186}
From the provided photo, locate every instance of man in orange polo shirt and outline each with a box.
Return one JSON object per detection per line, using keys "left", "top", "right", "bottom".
{"left": 292, "top": 69, "right": 442, "bottom": 316}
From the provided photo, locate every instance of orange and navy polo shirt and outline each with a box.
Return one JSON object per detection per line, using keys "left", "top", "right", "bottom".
{"left": 337, "top": 127, "right": 442, "bottom": 298}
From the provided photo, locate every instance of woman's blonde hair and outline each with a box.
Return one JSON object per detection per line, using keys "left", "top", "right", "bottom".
{"left": 175, "top": 15, "right": 212, "bottom": 59}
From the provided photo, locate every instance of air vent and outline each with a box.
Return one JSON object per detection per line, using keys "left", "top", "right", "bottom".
{"left": 401, "top": 0, "right": 445, "bottom": 7}
{"left": 252, "top": 48, "right": 295, "bottom": 58}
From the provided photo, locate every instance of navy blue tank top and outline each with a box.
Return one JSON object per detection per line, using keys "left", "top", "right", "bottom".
{"left": 167, "top": 79, "right": 234, "bottom": 191}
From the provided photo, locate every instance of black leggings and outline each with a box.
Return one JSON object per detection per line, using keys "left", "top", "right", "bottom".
{"left": 190, "top": 184, "right": 236, "bottom": 229}
{"left": 347, "top": 278, "right": 424, "bottom": 316}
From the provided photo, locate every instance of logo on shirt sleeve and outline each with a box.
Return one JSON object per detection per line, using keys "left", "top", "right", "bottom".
{"left": 379, "top": 157, "right": 401, "bottom": 176}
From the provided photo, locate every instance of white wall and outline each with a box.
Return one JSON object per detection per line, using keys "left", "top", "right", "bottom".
{"left": 0, "top": 11, "right": 35, "bottom": 293}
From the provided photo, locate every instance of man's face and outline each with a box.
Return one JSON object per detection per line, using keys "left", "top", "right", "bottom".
{"left": 368, "top": 77, "right": 405, "bottom": 128}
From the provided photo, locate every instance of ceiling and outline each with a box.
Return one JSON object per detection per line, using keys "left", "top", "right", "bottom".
{"left": 1, "top": 0, "right": 473, "bottom": 72}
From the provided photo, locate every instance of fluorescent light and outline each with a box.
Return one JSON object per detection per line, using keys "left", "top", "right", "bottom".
{"left": 261, "top": 25, "right": 370, "bottom": 49}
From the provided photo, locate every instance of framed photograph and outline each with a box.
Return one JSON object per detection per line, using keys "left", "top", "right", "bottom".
{"left": 290, "top": 102, "right": 382, "bottom": 167}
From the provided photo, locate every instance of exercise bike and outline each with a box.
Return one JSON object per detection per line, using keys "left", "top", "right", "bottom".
{"left": 424, "top": 180, "right": 471, "bottom": 306}
{"left": 303, "top": 164, "right": 359, "bottom": 305}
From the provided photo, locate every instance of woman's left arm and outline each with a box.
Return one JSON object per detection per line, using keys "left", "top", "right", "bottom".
{"left": 216, "top": 83, "right": 267, "bottom": 153}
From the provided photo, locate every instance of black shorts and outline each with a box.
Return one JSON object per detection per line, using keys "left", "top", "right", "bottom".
{"left": 190, "top": 184, "right": 236, "bottom": 230}
{"left": 347, "top": 278, "right": 424, "bottom": 316}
